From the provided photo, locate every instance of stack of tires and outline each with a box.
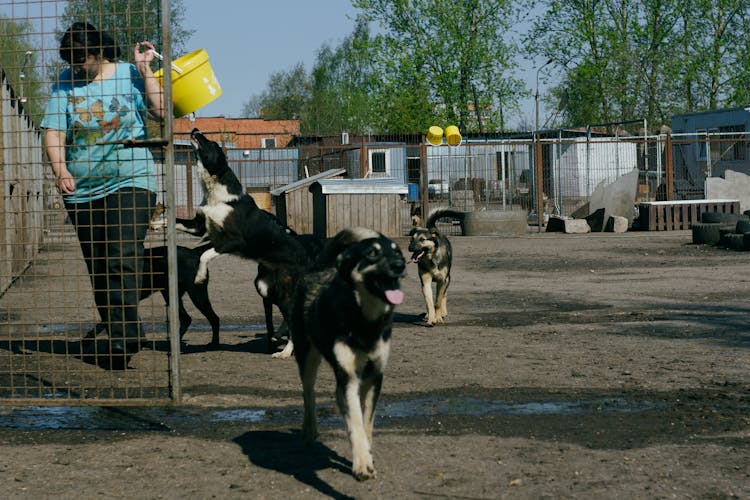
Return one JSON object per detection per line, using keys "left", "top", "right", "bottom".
{"left": 692, "top": 211, "right": 750, "bottom": 250}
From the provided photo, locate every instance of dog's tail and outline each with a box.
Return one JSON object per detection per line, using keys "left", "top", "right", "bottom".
{"left": 425, "top": 209, "right": 466, "bottom": 229}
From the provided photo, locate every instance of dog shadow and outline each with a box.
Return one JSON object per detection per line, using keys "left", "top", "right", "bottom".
{"left": 0, "top": 332, "right": 280, "bottom": 364}
{"left": 233, "top": 430, "right": 354, "bottom": 499}
{"left": 393, "top": 311, "right": 435, "bottom": 327}
{"left": 181, "top": 333, "right": 280, "bottom": 355}
{"left": 0, "top": 337, "right": 129, "bottom": 370}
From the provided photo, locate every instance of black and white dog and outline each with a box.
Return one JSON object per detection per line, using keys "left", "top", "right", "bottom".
{"left": 85, "top": 243, "right": 221, "bottom": 348}
{"left": 254, "top": 232, "right": 326, "bottom": 356}
{"left": 143, "top": 243, "right": 221, "bottom": 347}
{"left": 176, "top": 129, "right": 309, "bottom": 285}
{"left": 257, "top": 228, "right": 382, "bottom": 359}
{"left": 290, "top": 229, "right": 406, "bottom": 481}
{"left": 408, "top": 209, "right": 465, "bottom": 326}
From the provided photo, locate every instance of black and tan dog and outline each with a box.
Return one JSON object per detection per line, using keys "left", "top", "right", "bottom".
{"left": 290, "top": 228, "right": 406, "bottom": 481}
{"left": 408, "top": 209, "right": 465, "bottom": 326}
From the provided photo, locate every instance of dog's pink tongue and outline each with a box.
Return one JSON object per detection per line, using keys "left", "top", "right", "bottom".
{"left": 385, "top": 289, "right": 404, "bottom": 305}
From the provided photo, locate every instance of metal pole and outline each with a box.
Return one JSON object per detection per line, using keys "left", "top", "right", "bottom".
{"left": 534, "top": 135, "right": 544, "bottom": 233}
{"left": 420, "top": 139, "right": 429, "bottom": 221}
{"left": 535, "top": 58, "right": 554, "bottom": 133}
{"left": 533, "top": 58, "right": 553, "bottom": 229}
{"left": 161, "top": 0, "right": 181, "bottom": 403}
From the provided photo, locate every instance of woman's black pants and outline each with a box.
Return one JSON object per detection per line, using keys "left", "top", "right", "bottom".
{"left": 66, "top": 187, "right": 156, "bottom": 345}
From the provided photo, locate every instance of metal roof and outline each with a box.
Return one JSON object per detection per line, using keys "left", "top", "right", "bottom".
{"left": 313, "top": 178, "right": 408, "bottom": 195}
{"left": 270, "top": 168, "right": 347, "bottom": 196}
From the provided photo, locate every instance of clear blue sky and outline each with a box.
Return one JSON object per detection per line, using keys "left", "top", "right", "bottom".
{"left": 181, "top": 0, "right": 361, "bottom": 118}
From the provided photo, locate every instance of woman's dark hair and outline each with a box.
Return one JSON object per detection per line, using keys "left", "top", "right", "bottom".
{"left": 59, "top": 22, "right": 121, "bottom": 64}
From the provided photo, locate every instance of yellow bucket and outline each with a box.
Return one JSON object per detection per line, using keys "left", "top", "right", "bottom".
{"left": 426, "top": 126, "right": 443, "bottom": 145}
{"left": 154, "top": 49, "right": 222, "bottom": 117}
{"left": 445, "top": 125, "right": 462, "bottom": 146}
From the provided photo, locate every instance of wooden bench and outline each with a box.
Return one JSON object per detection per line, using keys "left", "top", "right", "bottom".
{"left": 637, "top": 199, "right": 741, "bottom": 231}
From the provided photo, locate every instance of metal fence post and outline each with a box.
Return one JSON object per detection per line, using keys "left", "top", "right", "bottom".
{"left": 534, "top": 134, "right": 544, "bottom": 233}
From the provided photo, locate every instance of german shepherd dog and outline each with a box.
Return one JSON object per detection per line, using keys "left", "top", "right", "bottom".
{"left": 175, "top": 129, "right": 309, "bottom": 285}
{"left": 85, "top": 243, "right": 221, "bottom": 348}
{"left": 408, "top": 209, "right": 465, "bottom": 326}
{"left": 290, "top": 229, "right": 406, "bottom": 480}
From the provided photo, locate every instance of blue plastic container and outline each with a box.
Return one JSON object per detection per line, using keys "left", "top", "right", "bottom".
{"left": 408, "top": 183, "right": 419, "bottom": 201}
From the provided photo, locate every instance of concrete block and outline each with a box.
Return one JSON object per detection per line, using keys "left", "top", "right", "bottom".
{"left": 463, "top": 210, "right": 528, "bottom": 236}
{"left": 706, "top": 170, "right": 750, "bottom": 213}
{"left": 563, "top": 219, "right": 591, "bottom": 234}
{"left": 589, "top": 168, "right": 639, "bottom": 226}
{"left": 605, "top": 215, "right": 628, "bottom": 233}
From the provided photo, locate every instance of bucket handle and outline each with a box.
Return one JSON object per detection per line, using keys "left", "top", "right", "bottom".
{"left": 148, "top": 49, "right": 184, "bottom": 74}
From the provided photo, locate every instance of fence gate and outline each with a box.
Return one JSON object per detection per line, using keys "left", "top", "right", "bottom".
{"left": 0, "top": 1, "right": 181, "bottom": 405}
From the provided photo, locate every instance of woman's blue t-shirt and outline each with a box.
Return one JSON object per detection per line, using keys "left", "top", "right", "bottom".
{"left": 41, "top": 61, "right": 157, "bottom": 203}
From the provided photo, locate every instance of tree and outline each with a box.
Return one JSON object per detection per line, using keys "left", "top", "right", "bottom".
{"left": 303, "top": 19, "right": 380, "bottom": 135}
{"left": 354, "top": 0, "right": 523, "bottom": 133}
{"left": 524, "top": 0, "right": 626, "bottom": 125}
{"left": 62, "top": 0, "right": 193, "bottom": 58}
{"left": 242, "top": 20, "right": 381, "bottom": 136}
{"left": 678, "top": 0, "right": 750, "bottom": 110}
{"left": 0, "top": 16, "right": 44, "bottom": 120}
{"left": 241, "top": 63, "right": 311, "bottom": 121}
{"left": 525, "top": 0, "right": 750, "bottom": 129}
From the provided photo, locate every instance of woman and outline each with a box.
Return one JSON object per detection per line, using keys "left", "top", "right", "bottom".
{"left": 41, "top": 22, "right": 164, "bottom": 368}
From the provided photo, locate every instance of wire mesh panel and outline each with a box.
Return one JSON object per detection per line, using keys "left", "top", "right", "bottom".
{"left": 0, "top": 1, "right": 176, "bottom": 404}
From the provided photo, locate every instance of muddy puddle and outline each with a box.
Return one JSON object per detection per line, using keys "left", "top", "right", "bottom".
{"left": 0, "top": 396, "right": 673, "bottom": 432}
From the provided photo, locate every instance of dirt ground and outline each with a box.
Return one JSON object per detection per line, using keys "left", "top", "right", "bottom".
{"left": 0, "top": 230, "right": 748, "bottom": 499}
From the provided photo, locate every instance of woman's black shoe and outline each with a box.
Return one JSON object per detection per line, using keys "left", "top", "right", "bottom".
{"left": 103, "top": 340, "right": 135, "bottom": 370}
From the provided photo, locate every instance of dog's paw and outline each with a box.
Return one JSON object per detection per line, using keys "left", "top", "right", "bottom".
{"left": 193, "top": 273, "right": 207, "bottom": 285}
{"left": 271, "top": 341, "right": 294, "bottom": 359}
{"left": 422, "top": 315, "right": 437, "bottom": 327}
{"left": 352, "top": 455, "right": 376, "bottom": 481}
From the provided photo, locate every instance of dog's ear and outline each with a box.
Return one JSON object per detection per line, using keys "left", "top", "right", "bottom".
{"left": 336, "top": 239, "right": 380, "bottom": 276}
{"left": 335, "top": 244, "right": 361, "bottom": 277}
{"left": 430, "top": 228, "right": 440, "bottom": 239}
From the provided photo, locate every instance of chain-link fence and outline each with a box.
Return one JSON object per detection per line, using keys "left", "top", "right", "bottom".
{"left": 1, "top": 0, "right": 178, "bottom": 404}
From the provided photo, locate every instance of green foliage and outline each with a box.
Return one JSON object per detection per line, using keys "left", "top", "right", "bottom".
{"left": 247, "top": 0, "right": 750, "bottom": 135}
{"left": 354, "top": 0, "right": 523, "bottom": 133}
{"left": 244, "top": 0, "right": 523, "bottom": 135}
{"left": 525, "top": 0, "right": 750, "bottom": 130}
{"left": 62, "top": 0, "right": 193, "bottom": 58}
{"left": 243, "top": 63, "right": 311, "bottom": 122}
{"left": 0, "top": 16, "right": 44, "bottom": 121}
{"left": 302, "top": 20, "right": 379, "bottom": 135}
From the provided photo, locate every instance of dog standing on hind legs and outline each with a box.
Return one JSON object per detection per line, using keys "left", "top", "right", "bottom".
{"left": 290, "top": 229, "right": 406, "bottom": 480}
{"left": 408, "top": 208, "right": 465, "bottom": 326}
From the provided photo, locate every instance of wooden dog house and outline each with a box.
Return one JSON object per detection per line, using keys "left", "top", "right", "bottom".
{"left": 271, "top": 169, "right": 346, "bottom": 234}
{"left": 310, "top": 178, "right": 408, "bottom": 238}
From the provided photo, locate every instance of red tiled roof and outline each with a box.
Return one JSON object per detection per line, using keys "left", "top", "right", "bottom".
{"left": 173, "top": 116, "right": 300, "bottom": 149}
